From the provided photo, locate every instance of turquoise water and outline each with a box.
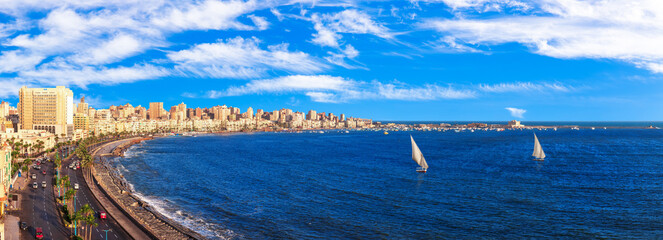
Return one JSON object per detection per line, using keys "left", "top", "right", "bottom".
{"left": 111, "top": 128, "right": 663, "bottom": 239}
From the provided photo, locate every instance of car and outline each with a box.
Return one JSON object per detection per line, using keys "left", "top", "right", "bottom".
{"left": 35, "top": 227, "right": 43, "bottom": 239}
{"left": 20, "top": 222, "right": 27, "bottom": 230}
{"left": 74, "top": 183, "right": 79, "bottom": 190}
{"left": 69, "top": 164, "right": 74, "bottom": 169}
{"left": 36, "top": 165, "right": 41, "bottom": 170}
{"left": 42, "top": 170, "right": 46, "bottom": 175}
{"left": 31, "top": 174, "right": 36, "bottom": 179}
{"left": 99, "top": 211, "right": 107, "bottom": 219}
{"left": 41, "top": 181, "right": 46, "bottom": 188}
{"left": 36, "top": 161, "right": 40, "bottom": 165}
{"left": 32, "top": 182, "right": 37, "bottom": 189}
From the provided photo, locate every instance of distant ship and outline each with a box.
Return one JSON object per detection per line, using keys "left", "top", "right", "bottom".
{"left": 410, "top": 135, "right": 429, "bottom": 173}
{"left": 384, "top": 131, "right": 389, "bottom": 135}
{"left": 532, "top": 133, "right": 546, "bottom": 161}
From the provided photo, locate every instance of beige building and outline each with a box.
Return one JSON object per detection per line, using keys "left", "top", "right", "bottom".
{"left": 0, "top": 142, "right": 11, "bottom": 225}
{"left": 149, "top": 102, "right": 164, "bottom": 120}
{"left": 18, "top": 86, "right": 74, "bottom": 138}
{"left": 73, "top": 113, "right": 90, "bottom": 132}
{"left": 76, "top": 96, "right": 88, "bottom": 114}
{"left": 508, "top": 120, "right": 524, "bottom": 128}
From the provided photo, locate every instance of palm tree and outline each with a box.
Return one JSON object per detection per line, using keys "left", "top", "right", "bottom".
{"left": 65, "top": 188, "right": 76, "bottom": 215}
{"left": 78, "top": 204, "right": 97, "bottom": 240}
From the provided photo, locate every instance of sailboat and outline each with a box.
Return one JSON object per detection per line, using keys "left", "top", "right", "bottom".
{"left": 410, "top": 135, "right": 429, "bottom": 172}
{"left": 532, "top": 133, "right": 546, "bottom": 161}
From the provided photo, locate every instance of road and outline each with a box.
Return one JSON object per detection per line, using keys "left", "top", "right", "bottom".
{"left": 63, "top": 143, "right": 132, "bottom": 240}
{"left": 18, "top": 157, "right": 69, "bottom": 240}
{"left": 17, "top": 142, "right": 133, "bottom": 240}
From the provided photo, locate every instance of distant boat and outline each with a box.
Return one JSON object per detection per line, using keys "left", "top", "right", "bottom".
{"left": 410, "top": 135, "right": 429, "bottom": 173}
{"left": 532, "top": 133, "right": 546, "bottom": 161}
{"left": 345, "top": 130, "right": 350, "bottom": 133}
{"left": 384, "top": 131, "right": 389, "bottom": 135}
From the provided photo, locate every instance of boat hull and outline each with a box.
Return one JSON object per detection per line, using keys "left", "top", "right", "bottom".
{"left": 532, "top": 158, "right": 545, "bottom": 161}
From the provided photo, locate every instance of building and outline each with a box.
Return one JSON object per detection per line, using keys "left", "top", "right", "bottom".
{"left": 307, "top": 110, "right": 317, "bottom": 120}
{"left": 149, "top": 102, "right": 164, "bottom": 120}
{"left": 0, "top": 101, "right": 10, "bottom": 119}
{"left": 508, "top": 120, "right": 524, "bottom": 128}
{"left": 73, "top": 113, "right": 90, "bottom": 132}
{"left": 0, "top": 142, "right": 11, "bottom": 221}
{"left": 76, "top": 96, "right": 88, "bottom": 114}
{"left": 18, "top": 86, "right": 74, "bottom": 138}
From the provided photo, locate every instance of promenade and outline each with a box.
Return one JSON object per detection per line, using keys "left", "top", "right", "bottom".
{"left": 89, "top": 138, "right": 204, "bottom": 240}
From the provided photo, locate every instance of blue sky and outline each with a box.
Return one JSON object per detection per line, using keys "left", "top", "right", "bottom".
{"left": 0, "top": 0, "right": 662, "bottom": 121}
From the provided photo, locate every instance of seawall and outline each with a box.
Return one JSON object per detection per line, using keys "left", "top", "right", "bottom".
{"left": 90, "top": 137, "right": 206, "bottom": 240}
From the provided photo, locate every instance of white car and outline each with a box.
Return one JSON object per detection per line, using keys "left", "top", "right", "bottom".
{"left": 32, "top": 182, "right": 38, "bottom": 189}
{"left": 31, "top": 174, "right": 36, "bottom": 179}
{"left": 74, "top": 183, "right": 79, "bottom": 190}
{"left": 41, "top": 181, "right": 46, "bottom": 188}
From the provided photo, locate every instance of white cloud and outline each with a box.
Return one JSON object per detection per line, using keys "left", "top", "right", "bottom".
{"left": 21, "top": 64, "right": 169, "bottom": 88}
{"left": 168, "top": 37, "right": 327, "bottom": 78}
{"left": 505, "top": 107, "right": 526, "bottom": 118}
{"left": 480, "top": 82, "right": 570, "bottom": 93}
{"left": 0, "top": 51, "right": 45, "bottom": 73}
{"left": 422, "top": 0, "right": 663, "bottom": 73}
{"left": 150, "top": 0, "right": 260, "bottom": 31}
{"left": 248, "top": 14, "right": 270, "bottom": 30}
{"left": 412, "top": 0, "right": 531, "bottom": 12}
{"left": 0, "top": 79, "right": 27, "bottom": 98}
{"left": 324, "top": 45, "right": 364, "bottom": 69}
{"left": 71, "top": 34, "right": 149, "bottom": 65}
{"left": 377, "top": 82, "right": 475, "bottom": 100}
{"left": 203, "top": 75, "right": 475, "bottom": 102}
{"left": 311, "top": 9, "right": 393, "bottom": 47}
{"left": 209, "top": 75, "right": 353, "bottom": 98}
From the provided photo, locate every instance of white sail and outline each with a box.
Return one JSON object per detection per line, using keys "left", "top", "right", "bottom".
{"left": 411, "top": 135, "right": 429, "bottom": 169}
{"left": 532, "top": 133, "right": 546, "bottom": 159}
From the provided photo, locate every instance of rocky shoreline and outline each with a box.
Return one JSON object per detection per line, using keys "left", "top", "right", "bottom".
{"left": 93, "top": 137, "right": 206, "bottom": 240}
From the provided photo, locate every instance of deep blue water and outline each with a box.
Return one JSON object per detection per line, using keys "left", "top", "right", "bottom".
{"left": 111, "top": 128, "right": 663, "bottom": 239}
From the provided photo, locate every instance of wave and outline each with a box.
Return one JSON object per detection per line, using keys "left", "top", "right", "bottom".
{"left": 132, "top": 192, "right": 239, "bottom": 240}
{"left": 124, "top": 145, "right": 146, "bottom": 158}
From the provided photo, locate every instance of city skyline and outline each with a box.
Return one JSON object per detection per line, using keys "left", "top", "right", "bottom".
{"left": 0, "top": 1, "right": 662, "bottom": 121}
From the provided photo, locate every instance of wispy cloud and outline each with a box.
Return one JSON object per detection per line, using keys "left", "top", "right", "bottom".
{"left": 168, "top": 37, "right": 328, "bottom": 78}
{"left": 505, "top": 107, "right": 526, "bottom": 118}
{"left": 479, "top": 82, "right": 571, "bottom": 93}
{"left": 311, "top": 9, "right": 393, "bottom": 48}
{"left": 201, "top": 74, "right": 475, "bottom": 102}
{"left": 421, "top": 0, "right": 663, "bottom": 73}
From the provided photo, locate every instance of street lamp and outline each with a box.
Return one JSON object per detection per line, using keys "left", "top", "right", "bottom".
{"left": 102, "top": 229, "right": 112, "bottom": 240}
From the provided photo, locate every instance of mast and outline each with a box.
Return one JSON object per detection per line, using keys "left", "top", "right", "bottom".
{"left": 411, "top": 135, "right": 429, "bottom": 169}
{"left": 532, "top": 133, "right": 546, "bottom": 159}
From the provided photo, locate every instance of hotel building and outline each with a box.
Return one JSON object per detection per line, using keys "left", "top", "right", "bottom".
{"left": 18, "top": 86, "right": 74, "bottom": 138}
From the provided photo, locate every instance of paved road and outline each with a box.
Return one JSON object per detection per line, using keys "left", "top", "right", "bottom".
{"left": 18, "top": 156, "right": 70, "bottom": 240}
{"left": 64, "top": 145, "right": 132, "bottom": 240}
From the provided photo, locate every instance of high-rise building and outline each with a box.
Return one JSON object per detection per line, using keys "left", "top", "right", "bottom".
{"left": 18, "top": 86, "right": 74, "bottom": 137}
{"left": 306, "top": 110, "right": 317, "bottom": 120}
{"left": 149, "top": 102, "right": 164, "bottom": 120}
{"left": 0, "top": 101, "right": 10, "bottom": 119}
{"left": 76, "top": 97, "right": 88, "bottom": 114}
{"left": 245, "top": 107, "right": 254, "bottom": 119}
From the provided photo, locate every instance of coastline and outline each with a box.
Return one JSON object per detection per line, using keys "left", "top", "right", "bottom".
{"left": 92, "top": 137, "right": 206, "bottom": 240}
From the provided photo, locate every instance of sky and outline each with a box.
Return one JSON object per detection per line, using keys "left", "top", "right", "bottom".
{"left": 0, "top": 0, "right": 662, "bottom": 121}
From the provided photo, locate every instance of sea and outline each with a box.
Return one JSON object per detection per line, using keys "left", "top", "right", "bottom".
{"left": 110, "top": 124, "right": 663, "bottom": 239}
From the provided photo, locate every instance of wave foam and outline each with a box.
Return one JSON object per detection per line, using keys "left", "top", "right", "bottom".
{"left": 132, "top": 192, "right": 239, "bottom": 240}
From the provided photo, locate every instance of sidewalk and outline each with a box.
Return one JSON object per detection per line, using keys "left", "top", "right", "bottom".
{"left": 4, "top": 171, "right": 30, "bottom": 240}
{"left": 3, "top": 215, "right": 20, "bottom": 240}
{"left": 86, "top": 140, "right": 154, "bottom": 240}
